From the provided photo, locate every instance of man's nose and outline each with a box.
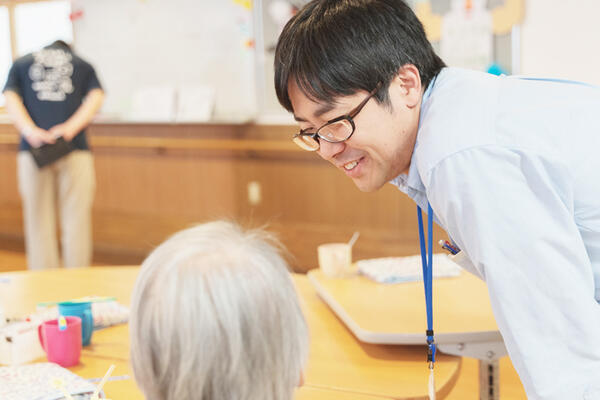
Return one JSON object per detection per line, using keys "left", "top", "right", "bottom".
{"left": 317, "top": 140, "right": 345, "bottom": 162}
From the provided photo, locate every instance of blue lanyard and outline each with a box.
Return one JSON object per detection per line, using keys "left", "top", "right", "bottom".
{"left": 417, "top": 203, "right": 436, "bottom": 369}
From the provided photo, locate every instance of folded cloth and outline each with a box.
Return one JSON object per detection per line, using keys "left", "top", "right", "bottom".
{"left": 36, "top": 297, "right": 129, "bottom": 330}
{"left": 29, "top": 137, "right": 75, "bottom": 168}
{"left": 357, "top": 254, "right": 462, "bottom": 284}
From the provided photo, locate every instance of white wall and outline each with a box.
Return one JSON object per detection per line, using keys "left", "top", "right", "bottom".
{"left": 520, "top": 0, "right": 600, "bottom": 85}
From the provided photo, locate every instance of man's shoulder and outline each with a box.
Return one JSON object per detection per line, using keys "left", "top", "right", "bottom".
{"left": 70, "top": 54, "right": 96, "bottom": 73}
{"left": 420, "top": 68, "right": 499, "bottom": 138}
{"left": 433, "top": 67, "right": 500, "bottom": 100}
{"left": 415, "top": 68, "right": 501, "bottom": 176}
{"left": 11, "top": 53, "right": 35, "bottom": 69}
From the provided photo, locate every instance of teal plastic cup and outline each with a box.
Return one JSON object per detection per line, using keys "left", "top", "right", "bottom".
{"left": 58, "top": 301, "right": 93, "bottom": 346}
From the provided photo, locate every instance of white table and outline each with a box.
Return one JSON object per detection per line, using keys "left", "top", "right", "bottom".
{"left": 308, "top": 269, "right": 507, "bottom": 400}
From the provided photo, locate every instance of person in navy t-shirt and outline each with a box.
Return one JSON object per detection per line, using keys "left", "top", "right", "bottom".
{"left": 3, "top": 40, "right": 104, "bottom": 269}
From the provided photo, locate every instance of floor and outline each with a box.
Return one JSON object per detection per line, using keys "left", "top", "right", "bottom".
{"left": 0, "top": 248, "right": 526, "bottom": 399}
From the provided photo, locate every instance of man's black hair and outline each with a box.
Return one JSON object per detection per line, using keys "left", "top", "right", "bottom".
{"left": 274, "top": 0, "right": 445, "bottom": 112}
{"left": 50, "top": 40, "right": 72, "bottom": 51}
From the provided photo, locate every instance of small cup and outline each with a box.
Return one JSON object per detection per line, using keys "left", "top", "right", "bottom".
{"left": 38, "top": 316, "right": 82, "bottom": 367}
{"left": 58, "top": 301, "right": 93, "bottom": 346}
{"left": 318, "top": 243, "right": 352, "bottom": 277}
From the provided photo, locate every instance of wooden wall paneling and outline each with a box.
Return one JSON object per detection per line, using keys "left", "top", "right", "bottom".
{"left": 0, "top": 124, "right": 449, "bottom": 271}
{"left": 91, "top": 144, "right": 240, "bottom": 261}
{"left": 0, "top": 202, "right": 23, "bottom": 245}
{"left": 0, "top": 138, "right": 23, "bottom": 246}
{"left": 0, "top": 146, "right": 19, "bottom": 204}
{"left": 232, "top": 152, "right": 448, "bottom": 272}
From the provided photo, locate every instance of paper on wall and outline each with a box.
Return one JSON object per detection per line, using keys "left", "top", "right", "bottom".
{"left": 440, "top": 0, "right": 493, "bottom": 71}
{"left": 129, "top": 85, "right": 177, "bottom": 122}
{"left": 175, "top": 85, "right": 215, "bottom": 122}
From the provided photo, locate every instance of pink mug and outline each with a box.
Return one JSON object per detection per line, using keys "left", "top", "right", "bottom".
{"left": 38, "top": 316, "right": 82, "bottom": 367}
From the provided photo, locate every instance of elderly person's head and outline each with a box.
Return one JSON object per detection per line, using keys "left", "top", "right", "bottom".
{"left": 130, "top": 221, "right": 309, "bottom": 400}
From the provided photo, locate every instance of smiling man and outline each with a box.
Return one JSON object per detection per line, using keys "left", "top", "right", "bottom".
{"left": 274, "top": 1, "right": 600, "bottom": 399}
{"left": 287, "top": 71, "right": 422, "bottom": 192}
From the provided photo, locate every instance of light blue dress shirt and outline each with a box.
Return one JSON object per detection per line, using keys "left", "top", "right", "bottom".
{"left": 391, "top": 67, "right": 600, "bottom": 399}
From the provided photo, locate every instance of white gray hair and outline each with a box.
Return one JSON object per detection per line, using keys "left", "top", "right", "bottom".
{"left": 130, "top": 221, "right": 309, "bottom": 400}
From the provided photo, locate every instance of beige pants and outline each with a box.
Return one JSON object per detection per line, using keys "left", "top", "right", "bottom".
{"left": 17, "top": 150, "right": 95, "bottom": 270}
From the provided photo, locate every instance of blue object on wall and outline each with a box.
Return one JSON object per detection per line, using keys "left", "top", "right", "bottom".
{"left": 487, "top": 62, "right": 508, "bottom": 76}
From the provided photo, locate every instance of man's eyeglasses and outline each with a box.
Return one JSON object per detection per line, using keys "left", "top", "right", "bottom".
{"left": 292, "top": 82, "right": 383, "bottom": 151}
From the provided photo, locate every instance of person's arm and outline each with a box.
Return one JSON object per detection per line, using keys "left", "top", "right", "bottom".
{"left": 49, "top": 88, "right": 104, "bottom": 142}
{"left": 427, "top": 146, "right": 600, "bottom": 399}
{"left": 3, "top": 90, "right": 55, "bottom": 148}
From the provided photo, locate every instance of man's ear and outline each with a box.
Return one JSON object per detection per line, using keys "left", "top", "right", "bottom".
{"left": 391, "top": 64, "right": 422, "bottom": 109}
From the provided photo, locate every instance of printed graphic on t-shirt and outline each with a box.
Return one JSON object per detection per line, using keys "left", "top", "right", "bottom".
{"left": 28, "top": 48, "right": 74, "bottom": 101}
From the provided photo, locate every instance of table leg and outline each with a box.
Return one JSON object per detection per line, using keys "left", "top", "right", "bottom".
{"left": 438, "top": 340, "right": 505, "bottom": 400}
{"left": 479, "top": 359, "right": 500, "bottom": 400}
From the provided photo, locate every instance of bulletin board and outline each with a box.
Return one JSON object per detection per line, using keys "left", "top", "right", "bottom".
{"left": 414, "top": 0, "right": 525, "bottom": 75}
{"left": 71, "top": 0, "right": 257, "bottom": 122}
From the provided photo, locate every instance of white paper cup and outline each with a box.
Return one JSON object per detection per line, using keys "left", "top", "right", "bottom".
{"left": 318, "top": 243, "right": 352, "bottom": 277}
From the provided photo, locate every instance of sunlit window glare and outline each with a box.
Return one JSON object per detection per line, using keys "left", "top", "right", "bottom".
{"left": 0, "top": 7, "right": 11, "bottom": 107}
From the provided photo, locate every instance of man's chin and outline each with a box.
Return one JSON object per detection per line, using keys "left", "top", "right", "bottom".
{"left": 352, "top": 177, "right": 385, "bottom": 193}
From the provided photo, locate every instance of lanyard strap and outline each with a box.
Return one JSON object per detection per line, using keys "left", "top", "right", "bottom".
{"left": 417, "top": 203, "right": 436, "bottom": 369}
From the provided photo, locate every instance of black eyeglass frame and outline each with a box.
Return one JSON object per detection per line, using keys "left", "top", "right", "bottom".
{"left": 292, "top": 82, "right": 383, "bottom": 150}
